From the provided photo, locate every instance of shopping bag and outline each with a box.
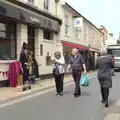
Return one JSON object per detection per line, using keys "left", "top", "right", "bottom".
{"left": 80, "top": 74, "right": 89, "bottom": 87}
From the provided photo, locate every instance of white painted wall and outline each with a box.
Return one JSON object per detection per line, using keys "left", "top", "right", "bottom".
{"left": 106, "top": 34, "right": 116, "bottom": 46}
{"left": 84, "top": 21, "right": 103, "bottom": 50}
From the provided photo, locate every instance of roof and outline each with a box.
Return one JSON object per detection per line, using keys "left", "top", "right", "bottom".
{"left": 65, "top": 2, "right": 103, "bottom": 35}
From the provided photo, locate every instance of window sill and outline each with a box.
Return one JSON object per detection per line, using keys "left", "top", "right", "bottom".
{"left": 0, "top": 60, "right": 17, "bottom": 64}
{"left": 43, "top": 39, "right": 54, "bottom": 43}
{"left": 65, "top": 34, "right": 70, "bottom": 38}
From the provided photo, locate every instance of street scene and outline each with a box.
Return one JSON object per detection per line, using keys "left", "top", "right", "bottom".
{"left": 0, "top": 0, "right": 120, "bottom": 120}
{"left": 0, "top": 73, "right": 120, "bottom": 120}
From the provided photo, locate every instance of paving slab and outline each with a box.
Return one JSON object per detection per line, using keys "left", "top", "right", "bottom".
{"left": 104, "top": 113, "right": 120, "bottom": 120}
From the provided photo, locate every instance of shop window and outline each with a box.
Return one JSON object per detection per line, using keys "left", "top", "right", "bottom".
{"left": 0, "top": 23, "right": 16, "bottom": 60}
{"left": 43, "top": 30, "right": 54, "bottom": 40}
{"left": 44, "top": 0, "right": 49, "bottom": 11}
{"left": 40, "top": 44, "right": 43, "bottom": 56}
{"left": 65, "top": 15, "right": 69, "bottom": 35}
{"left": 46, "top": 52, "right": 52, "bottom": 65}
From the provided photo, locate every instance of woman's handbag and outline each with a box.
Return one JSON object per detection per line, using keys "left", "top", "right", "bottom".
{"left": 52, "top": 64, "right": 59, "bottom": 77}
{"left": 80, "top": 74, "right": 89, "bottom": 87}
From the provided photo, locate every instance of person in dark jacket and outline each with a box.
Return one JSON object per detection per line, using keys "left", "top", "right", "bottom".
{"left": 96, "top": 46, "right": 114, "bottom": 107}
{"left": 67, "top": 48, "right": 87, "bottom": 98}
{"left": 19, "top": 42, "right": 29, "bottom": 84}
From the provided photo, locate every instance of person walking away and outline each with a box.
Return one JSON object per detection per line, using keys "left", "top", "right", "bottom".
{"left": 96, "top": 46, "right": 114, "bottom": 107}
{"left": 67, "top": 48, "right": 87, "bottom": 98}
{"left": 53, "top": 51, "right": 65, "bottom": 96}
{"left": 19, "top": 42, "right": 29, "bottom": 84}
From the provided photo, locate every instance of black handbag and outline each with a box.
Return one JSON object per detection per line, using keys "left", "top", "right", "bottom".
{"left": 53, "top": 64, "right": 59, "bottom": 77}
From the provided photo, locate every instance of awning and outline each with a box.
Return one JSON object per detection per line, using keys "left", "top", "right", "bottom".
{"left": 62, "top": 41, "right": 89, "bottom": 50}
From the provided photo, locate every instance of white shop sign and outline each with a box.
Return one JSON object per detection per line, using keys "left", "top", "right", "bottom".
{"left": 74, "top": 17, "right": 83, "bottom": 27}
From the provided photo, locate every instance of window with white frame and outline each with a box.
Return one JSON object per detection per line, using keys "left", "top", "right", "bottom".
{"left": 92, "top": 30, "right": 95, "bottom": 44}
{"left": 28, "top": 0, "right": 34, "bottom": 4}
{"left": 44, "top": 0, "right": 49, "bottom": 11}
{"left": 84, "top": 25, "right": 87, "bottom": 41}
{"left": 65, "top": 15, "right": 69, "bottom": 35}
{"left": 75, "top": 28, "right": 81, "bottom": 39}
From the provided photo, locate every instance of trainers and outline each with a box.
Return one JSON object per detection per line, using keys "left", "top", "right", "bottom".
{"left": 56, "top": 93, "right": 59, "bottom": 95}
{"left": 59, "top": 92, "right": 63, "bottom": 96}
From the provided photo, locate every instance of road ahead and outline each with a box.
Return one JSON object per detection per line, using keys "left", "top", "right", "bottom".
{"left": 0, "top": 73, "right": 120, "bottom": 120}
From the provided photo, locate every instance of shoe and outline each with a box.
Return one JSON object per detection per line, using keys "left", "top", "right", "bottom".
{"left": 56, "top": 93, "right": 59, "bottom": 95}
{"left": 105, "top": 101, "right": 109, "bottom": 107}
{"left": 60, "top": 92, "right": 63, "bottom": 96}
{"left": 74, "top": 93, "right": 81, "bottom": 98}
{"left": 101, "top": 100, "right": 105, "bottom": 103}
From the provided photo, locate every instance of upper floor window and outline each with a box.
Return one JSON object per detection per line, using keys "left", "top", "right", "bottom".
{"left": 44, "top": 0, "right": 49, "bottom": 11}
{"left": 65, "top": 15, "right": 69, "bottom": 35}
{"left": 28, "top": 0, "right": 34, "bottom": 4}
{"left": 43, "top": 30, "right": 54, "bottom": 40}
{"left": 75, "top": 28, "right": 81, "bottom": 39}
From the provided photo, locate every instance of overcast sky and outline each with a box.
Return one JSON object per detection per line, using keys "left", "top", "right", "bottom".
{"left": 66, "top": 0, "right": 120, "bottom": 39}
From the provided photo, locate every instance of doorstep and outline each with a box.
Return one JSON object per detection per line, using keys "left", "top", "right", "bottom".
{"left": 0, "top": 71, "right": 96, "bottom": 103}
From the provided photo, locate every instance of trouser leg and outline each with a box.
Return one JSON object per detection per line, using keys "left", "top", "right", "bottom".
{"left": 55, "top": 76, "right": 60, "bottom": 93}
{"left": 59, "top": 73, "right": 64, "bottom": 93}
{"left": 101, "top": 87, "right": 105, "bottom": 101}
{"left": 72, "top": 71, "right": 81, "bottom": 95}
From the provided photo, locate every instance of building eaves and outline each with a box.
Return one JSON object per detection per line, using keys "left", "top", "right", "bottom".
{"left": 65, "top": 2, "right": 103, "bottom": 35}
{"left": 7, "top": 0, "right": 62, "bottom": 25}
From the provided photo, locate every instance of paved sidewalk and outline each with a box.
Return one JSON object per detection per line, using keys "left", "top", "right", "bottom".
{"left": 0, "top": 71, "right": 96, "bottom": 102}
{"left": 103, "top": 96, "right": 120, "bottom": 120}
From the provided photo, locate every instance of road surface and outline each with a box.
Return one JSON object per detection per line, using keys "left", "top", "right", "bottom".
{"left": 0, "top": 73, "right": 120, "bottom": 120}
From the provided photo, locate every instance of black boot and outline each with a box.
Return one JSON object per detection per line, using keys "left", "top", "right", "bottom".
{"left": 105, "top": 100, "right": 109, "bottom": 107}
{"left": 101, "top": 100, "right": 105, "bottom": 104}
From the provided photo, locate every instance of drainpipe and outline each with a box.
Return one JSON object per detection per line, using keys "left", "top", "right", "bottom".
{"left": 55, "top": 0, "right": 59, "bottom": 16}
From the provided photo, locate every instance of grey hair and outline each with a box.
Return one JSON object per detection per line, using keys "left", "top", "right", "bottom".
{"left": 100, "top": 46, "right": 107, "bottom": 56}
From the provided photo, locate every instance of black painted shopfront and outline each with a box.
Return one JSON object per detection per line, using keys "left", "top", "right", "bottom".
{"left": 0, "top": 1, "right": 62, "bottom": 60}
{"left": 0, "top": 1, "right": 62, "bottom": 86}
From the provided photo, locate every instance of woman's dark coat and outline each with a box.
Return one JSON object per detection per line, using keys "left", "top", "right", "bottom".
{"left": 96, "top": 56, "right": 114, "bottom": 88}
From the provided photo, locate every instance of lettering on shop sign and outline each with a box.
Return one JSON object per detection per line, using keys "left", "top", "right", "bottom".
{"left": 0, "top": 6, "right": 6, "bottom": 14}
{"left": 20, "top": 12, "right": 25, "bottom": 20}
{"left": 31, "top": 16, "right": 40, "bottom": 24}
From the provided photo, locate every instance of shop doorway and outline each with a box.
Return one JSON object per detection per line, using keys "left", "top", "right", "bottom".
{"left": 28, "top": 26, "right": 35, "bottom": 55}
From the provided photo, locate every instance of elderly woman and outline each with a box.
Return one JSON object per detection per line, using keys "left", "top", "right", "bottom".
{"left": 96, "top": 46, "right": 114, "bottom": 107}
{"left": 53, "top": 51, "right": 65, "bottom": 96}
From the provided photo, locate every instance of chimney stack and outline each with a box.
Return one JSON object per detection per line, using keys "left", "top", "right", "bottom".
{"left": 109, "top": 33, "right": 113, "bottom": 37}
{"left": 117, "top": 32, "right": 120, "bottom": 44}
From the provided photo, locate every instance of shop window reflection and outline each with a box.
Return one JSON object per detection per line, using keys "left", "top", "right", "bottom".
{"left": 0, "top": 22, "right": 16, "bottom": 60}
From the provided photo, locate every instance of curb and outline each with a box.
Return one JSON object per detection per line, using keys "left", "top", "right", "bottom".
{"left": 0, "top": 72, "right": 96, "bottom": 105}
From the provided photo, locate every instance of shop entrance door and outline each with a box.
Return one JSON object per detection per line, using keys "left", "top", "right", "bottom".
{"left": 28, "top": 26, "right": 35, "bottom": 55}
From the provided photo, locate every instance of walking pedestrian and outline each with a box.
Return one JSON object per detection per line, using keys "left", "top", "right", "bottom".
{"left": 96, "top": 46, "right": 114, "bottom": 107}
{"left": 67, "top": 48, "right": 87, "bottom": 98}
{"left": 53, "top": 51, "right": 65, "bottom": 96}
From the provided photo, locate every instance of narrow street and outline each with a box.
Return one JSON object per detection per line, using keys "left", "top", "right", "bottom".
{"left": 0, "top": 73, "right": 119, "bottom": 120}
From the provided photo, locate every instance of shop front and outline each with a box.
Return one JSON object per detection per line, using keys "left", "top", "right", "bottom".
{"left": 88, "top": 47, "right": 100, "bottom": 71}
{"left": 0, "top": 1, "right": 61, "bottom": 86}
{"left": 62, "top": 41, "right": 89, "bottom": 70}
